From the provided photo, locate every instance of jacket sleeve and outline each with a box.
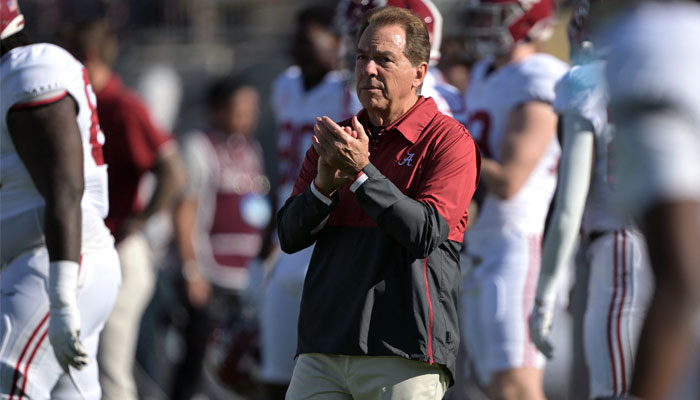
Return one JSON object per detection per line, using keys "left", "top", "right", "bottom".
{"left": 354, "top": 131, "right": 480, "bottom": 259}
{"left": 277, "top": 146, "right": 337, "bottom": 254}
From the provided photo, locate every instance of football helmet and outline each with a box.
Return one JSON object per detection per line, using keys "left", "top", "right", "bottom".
{"left": 1, "top": 0, "right": 24, "bottom": 40}
{"left": 335, "top": 0, "right": 443, "bottom": 63}
{"left": 461, "top": 0, "right": 555, "bottom": 58}
{"left": 567, "top": 0, "right": 609, "bottom": 64}
{"left": 567, "top": 0, "right": 594, "bottom": 63}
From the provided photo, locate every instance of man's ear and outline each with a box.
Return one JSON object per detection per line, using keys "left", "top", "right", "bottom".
{"left": 412, "top": 61, "right": 428, "bottom": 90}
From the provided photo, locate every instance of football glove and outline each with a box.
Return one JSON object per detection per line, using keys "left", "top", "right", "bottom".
{"left": 48, "top": 260, "right": 88, "bottom": 370}
{"left": 529, "top": 295, "right": 556, "bottom": 359}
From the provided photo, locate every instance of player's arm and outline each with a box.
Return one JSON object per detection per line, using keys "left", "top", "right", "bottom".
{"left": 529, "top": 112, "right": 594, "bottom": 358}
{"left": 7, "top": 94, "right": 89, "bottom": 370}
{"left": 119, "top": 107, "right": 186, "bottom": 240}
{"left": 7, "top": 94, "right": 83, "bottom": 263}
{"left": 172, "top": 134, "right": 211, "bottom": 307}
{"left": 632, "top": 200, "right": 700, "bottom": 399}
{"left": 480, "top": 101, "right": 557, "bottom": 199}
{"left": 135, "top": 145, "right": 186, "bottom": 230}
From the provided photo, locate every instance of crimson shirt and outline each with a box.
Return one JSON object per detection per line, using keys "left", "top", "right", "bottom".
{"left": 291, "top": 96, "right": 479, "bottom": 242}
{"left": 95, "top": 75, "right": 173, "bottom": 237}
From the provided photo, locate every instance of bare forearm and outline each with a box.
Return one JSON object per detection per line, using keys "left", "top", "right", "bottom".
{"left": 43, "top": 186, "right": 83, "bottom": 262}
{"left": 140, "top": 149, "right": 186, "bottom": 222}
{"left": 480, "top": 158, "right": 521, "bottom": 199}
{"left": 631, "top": 283, "right": 696, "bottom": 399}
{"left": 173, "top": 196, "right": 198, "bottom": 263}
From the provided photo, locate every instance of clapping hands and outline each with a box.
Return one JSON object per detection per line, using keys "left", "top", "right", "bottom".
{"left": 312, "top": 116, "right": 370, "bottom": 194}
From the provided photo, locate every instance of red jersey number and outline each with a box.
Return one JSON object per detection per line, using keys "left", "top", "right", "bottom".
{"left": 277, "top": 122, "right": 315, "bottom": 185}
{"left": 81, "top": 68, "right": 105, "bottom": 166}
{"left": 467, "top": 111, "right": 492, "bottom": 158}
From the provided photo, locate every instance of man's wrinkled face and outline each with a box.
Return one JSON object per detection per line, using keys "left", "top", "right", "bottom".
{"left": 354, "top": 23, "right": 418, "bottom": 116}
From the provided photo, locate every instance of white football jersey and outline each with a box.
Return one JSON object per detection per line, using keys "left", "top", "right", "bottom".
{"left": 1, "top": 43, "right": 112, "bottom": 252}
{"left": 604, "top": 1, "right": 700, "bottom": 211}
{"left": 422, "top": 68, "right": 467, "bottom": 125}
{"left": 465, "top": 53, "right": 568, "bottom": 233}
{"left": 554, "top": 61, "right": 630, "bottom": 234}
{"left": 271, "top": 66, "right": 361, "bottom": 207}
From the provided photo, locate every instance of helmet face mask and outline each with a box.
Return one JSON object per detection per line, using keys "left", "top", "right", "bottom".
{"left": 567, "top": 0, "right": 612, "bottom": 64}
{"left": 567, "top": 0, "right": 594, "bottom": 63}
{"left": 460, "top": 0, "right": 554, "bottom": 59}
{"left": 1, "top": 0, "right": 24, "bottom": 40}
{"left": 462, "top": 2, "right": 521, "bottom": 58}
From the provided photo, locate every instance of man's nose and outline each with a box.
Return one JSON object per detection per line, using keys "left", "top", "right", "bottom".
{"left": 361, "top": 59, "right": 378, "bottom": 76}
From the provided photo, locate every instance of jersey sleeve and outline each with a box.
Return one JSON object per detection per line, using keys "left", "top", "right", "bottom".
{"left": 553, "top": 62, "right": 609, "bottom": 136}
{"left": 180, "top": 131, "right": 212, "bottom": 197}
{"left": 518, "top": 55, "right": 569, "bottom": 105}
{"left": 3, "top": 44, "right": 82, "bottom": 108}
{"left": 119, "top": 92, "right": 174, "bottom": 171}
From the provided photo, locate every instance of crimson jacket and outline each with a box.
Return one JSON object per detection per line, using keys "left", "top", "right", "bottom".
{"left": 277, "top": 96, "right": 480, "bottom": 381}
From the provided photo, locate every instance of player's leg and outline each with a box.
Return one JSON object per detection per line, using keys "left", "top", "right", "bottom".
{"left": 457, "top": 248, "right": 491, "bottom": 399}
{"left": 98, "top": 232, "right": 155, "bottom": 400}
{"left": 619, "top": 230, "right": 654, "bottom": 394}
{"left": 0, "top": 247, "right": 58, "bottom": 399}
{"left": 259, "top": 247, "right": 312, "bottom": 398}
{"left": 583, "top": 233, "right": 617, "bottom": 398}
{"left": 481, "top": 227, "right": 546, "bottom": 400}
{"left": 584, "top": 230, "right": 653, "bottom": 398}
{"left": 169, "top": 287, "right": 215, "bottom": 400}
{"left": 51, "top": 245, "right": 121, "bottom": 399}
{"left": 567, "top": 245, "right": 590, "bottom": 400}
{"left": 459, "top": 231, "right": 495, "bottom": 390}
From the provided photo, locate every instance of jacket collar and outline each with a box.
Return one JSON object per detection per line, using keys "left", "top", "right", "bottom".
{"left": 358, "top": 96, "right": 437, "bottom": 144}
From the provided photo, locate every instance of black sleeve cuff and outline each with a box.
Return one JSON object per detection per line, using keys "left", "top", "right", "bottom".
{"left": 354, "top": 162, "right": 406, "bottom": 220}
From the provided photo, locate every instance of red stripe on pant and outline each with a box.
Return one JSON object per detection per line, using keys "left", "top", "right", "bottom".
{"left": 9, "top": 312, "right": 49, "bottom": 400}
{"left": 607, "top": 231, "right": 619, "bottom": 395}
{"left": 19, "top": 330, "right": 49, "bottom": 399}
